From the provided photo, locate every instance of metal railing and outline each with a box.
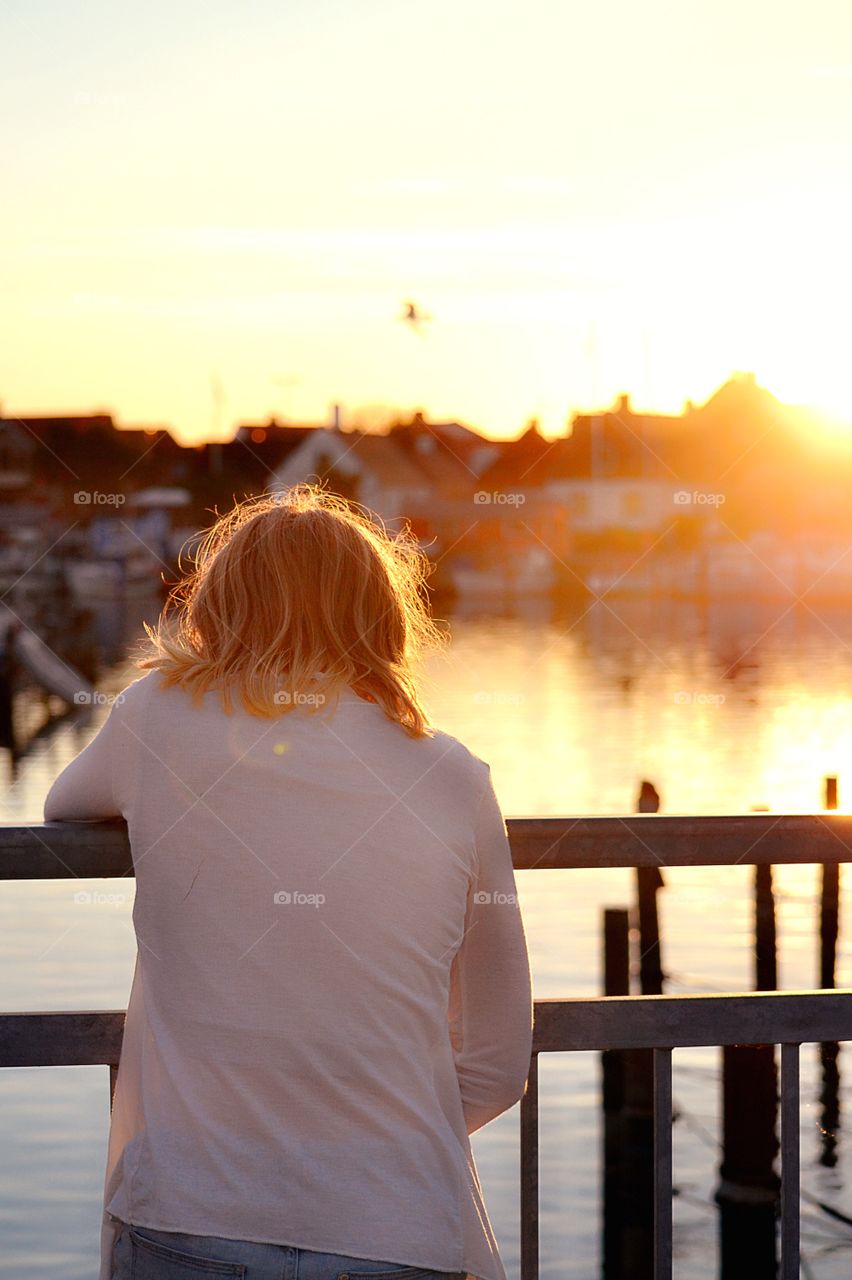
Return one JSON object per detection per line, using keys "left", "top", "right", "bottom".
{"left": 2, "top": 815, "right": 852, "bottom": 1280}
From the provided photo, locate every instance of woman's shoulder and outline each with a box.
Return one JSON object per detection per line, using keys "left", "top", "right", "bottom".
{"left": 111, "top": 668, "right": 165, "bottom": 714}
{"left": 417, "top": 723, "right": 491, "bottom": 786}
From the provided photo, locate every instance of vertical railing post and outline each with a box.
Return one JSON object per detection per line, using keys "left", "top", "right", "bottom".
{"left": 602, "top": 908, "right": 630, "bottom": 1279}
{"left": 652, "top": 1048, "right": 673, "bottom": 1280}
{"left": 622, "top": 783, "right": 665, "bottom": 1280}
{"left": 780, "top": 1043, "right": 801, "bottom": 1280}
{"left": 716, "top": 858, "right": 780, "bottom": 1279}
{"left": 520, "top": 1051, "right": 539, "bottom": 1280}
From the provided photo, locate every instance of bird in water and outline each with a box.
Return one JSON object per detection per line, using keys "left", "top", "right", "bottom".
{"left": 721, "top": 652, "right": 759, "bottom": 680}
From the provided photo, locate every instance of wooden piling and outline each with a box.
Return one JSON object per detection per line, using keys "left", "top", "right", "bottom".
{"left": 819, "top": 775, "right": 841, "bottom": 1166}
{"left": 636, "top": 781, "right": 664, "bottom": 994}
{"left": 754, "top": 864, "right": 777, "bottom": 992}
{"left": 636, "top": 870, "right": 664, "bottom": 995}
{"left": 820, "top": 776, "right": 839, "bottom": 990}
{"left": 0, "top": 628, "right": 16, "bottom": 753}
{"left": 604, "top": 907, "right": 631, "bottom": 1004}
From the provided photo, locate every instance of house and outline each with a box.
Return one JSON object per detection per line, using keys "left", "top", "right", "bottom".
{"left": 547, "top": 477, "right": 682, "bottom": 536}
{"left": 470, "top": 407, "right": 692, "bottom": 558}
{"left": 388, "top": 412, "right": 500, "bottom": 481}
{"left": 567, "top": 394, "right": 684, "bottom": 481}
{"left": 474, "top": 418, "right": 573, "bottom": 493}
{"left": 167, "top": 420, "right": 322, "bottom": 524}
{"left": 379, "top": 412, "right": 505, "bottom": 552}
{"left": 0, "top": 418, "right": 36, "bottom": 496}
{"left": 215, "top": 419, "right": 316, "bottom": 488}
{"left": 267, "top": 427, "right": 433, "bottom": 530}
{"left": 13, "top": 414, "right": 126, "bottom": 493}
{"left": 559, "top": 394, "right": 724, "bottom": 546}
{"left": 115, "top": 425, "right": 186, "bottom": 479}
{"left": 445, "top": 420, "right": 575, "bottom": 573}
{"left": 0, "top": 417, "right": 45, "bottom": 530}
{"left": 8, "top": 413, "right": 187, "bottom": 507}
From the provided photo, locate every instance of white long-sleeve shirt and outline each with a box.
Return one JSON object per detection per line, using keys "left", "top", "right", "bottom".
{"left": 43, "top": 671, "right": 533, "bottom": 1280}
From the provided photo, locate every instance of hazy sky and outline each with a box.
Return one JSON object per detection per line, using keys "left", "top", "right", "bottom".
{"left": 3, "top": 0, "right": 852, "bottom": 441}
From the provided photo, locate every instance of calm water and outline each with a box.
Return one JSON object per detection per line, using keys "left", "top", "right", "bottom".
{"left": 2, "top": 592, "right": 852, "bottom": 1278}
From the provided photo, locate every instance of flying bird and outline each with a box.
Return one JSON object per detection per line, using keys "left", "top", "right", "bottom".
{"left": 400, "top": 300, "right": 432, "bottom": 335}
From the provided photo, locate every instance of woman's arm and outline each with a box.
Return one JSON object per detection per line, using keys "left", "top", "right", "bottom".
{"left": 448, "top": 766, "right": 534, "bottom": 1135}
{"left": 43, "top": 699, "right": 123, "bottom": 821}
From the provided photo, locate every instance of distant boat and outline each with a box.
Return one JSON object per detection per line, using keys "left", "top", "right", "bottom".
{"left": 0, "top": 528, "right": 66, "bottom": 603}
{"left": 451, "top": 547, "right": 556, "bottom": 597}
{"left": 451, "top": 565, "right": 515, "bottom": 597}
{"left": 64, "top": 550, "right": 162, "bottom": 601}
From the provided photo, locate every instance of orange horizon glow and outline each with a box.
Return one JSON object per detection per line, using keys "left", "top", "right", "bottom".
{"left": 2, "top": 1, "right": 852, "bottom": 445}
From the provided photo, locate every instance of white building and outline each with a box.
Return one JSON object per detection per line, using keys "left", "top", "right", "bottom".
{"left": 546, "top": 478, "right": 684, "bottom": 534}
{"left": 267, "top": 428, "right": 431, "bottom": 528}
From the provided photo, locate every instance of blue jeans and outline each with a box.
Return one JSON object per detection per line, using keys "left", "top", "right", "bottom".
{"left": 110, "top": 1221, "right": 468, "bottom": 1280}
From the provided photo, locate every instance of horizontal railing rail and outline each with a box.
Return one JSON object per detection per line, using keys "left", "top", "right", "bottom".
{"left": 3, "top": 819, "right": 852, "bottom": 1280}
{"left": 3, "top": 812, "right": 852, "bottom": 878}
{"left": 2, "top": 992, "right": 851, "bottom": 1280}
{"left": 4, "top": 991, "right": 850, "bottom": 1064}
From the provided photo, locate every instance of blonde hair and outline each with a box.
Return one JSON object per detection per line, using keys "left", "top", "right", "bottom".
{"left": 136, "top": 485, "right": 446, "bottom": 738}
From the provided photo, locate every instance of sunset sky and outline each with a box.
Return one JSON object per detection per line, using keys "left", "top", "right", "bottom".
{"left": 3, "top": 0, "right": 852, "bottom": 442}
